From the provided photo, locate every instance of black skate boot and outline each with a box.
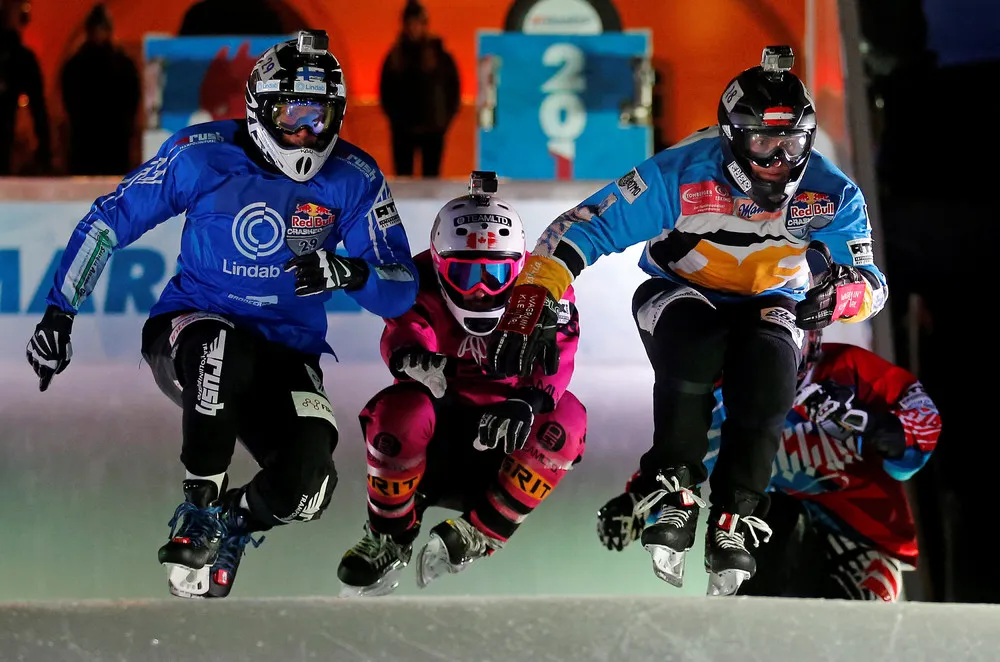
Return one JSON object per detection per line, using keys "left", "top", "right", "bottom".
{"left": 596, "top": 471, "right": 653, "bottom": 551}
{"left": 337, "top": 524, "right": 414, "bottom": 597}
{"left": 158, "top": 479, "right": 226, "bottom": 598}
{"left": 704, "top": 493, "right": 773, "bottom": 597}
{"left": 415, "top": 517, "right": 503, "bottom": 589}
{"left": 633, "top": 467, "right": 706, "bottom": 587}
{"left": 205, "top": 490, "right": 266, "bottom": 599}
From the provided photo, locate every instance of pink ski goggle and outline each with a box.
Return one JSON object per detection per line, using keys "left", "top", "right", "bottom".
{"left": 438, "top": 257, "right": 521, "bottom": 296}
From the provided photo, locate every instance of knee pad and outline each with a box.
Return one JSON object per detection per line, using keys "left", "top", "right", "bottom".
{"left": 529, "top": 392, "right": 587, "bottom": 468}
{"left": 360, "top": 383, "right": 436, "bottom": 459}
{"left": 246, "top": 419, "right": 339, "bottom": 525}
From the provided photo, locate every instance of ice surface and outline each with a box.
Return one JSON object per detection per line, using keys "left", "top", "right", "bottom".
{"left": 2, "top": 361, "right": 710, "bottom": 601}
{"left": 3, "top": 339, "right": 991, "bottom": 662}
{"left": 2, "top": 595, "right": 999, "bottom": 662}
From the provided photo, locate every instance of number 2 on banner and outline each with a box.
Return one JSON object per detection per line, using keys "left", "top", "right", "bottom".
{"left": 539, "top": 43, "right": 586, "bottom": 179}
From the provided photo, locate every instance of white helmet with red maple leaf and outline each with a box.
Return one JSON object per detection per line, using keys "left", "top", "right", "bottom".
{"left": 430, "top": 173, "right": 526, "bottom": 336}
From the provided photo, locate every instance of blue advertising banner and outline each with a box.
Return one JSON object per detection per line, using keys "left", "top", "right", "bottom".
{"left": 476, "top": 31, "right": 652, "bottom": 180}
{"left": 143, "top": 35, "right": 292, "bottom": 133}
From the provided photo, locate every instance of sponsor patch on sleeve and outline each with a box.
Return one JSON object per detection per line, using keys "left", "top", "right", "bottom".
{"left": 899, "top": 383, "right": 934, "bottom": 411}
{"left": 616, "top": 168, "right": 648, "bottom": 204}
{"left": 373, "top": 198, "right": 401, "bottom": 230}
{"left": 557, "top": 300, "right": 572, "bottom": 325}
{"left": 679, "top": 181, "right": 733, "bottom": 215}
{"left": 846, "top": 238, "right": 874, "bottom": 266}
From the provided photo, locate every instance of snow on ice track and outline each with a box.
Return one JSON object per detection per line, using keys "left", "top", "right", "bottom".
{"left": 2, "top": 595, "right": 998, "bottom": 662}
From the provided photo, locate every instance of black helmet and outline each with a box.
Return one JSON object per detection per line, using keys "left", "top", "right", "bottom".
{"left": 717, "top": 46, "right": 817, "bottom": 211}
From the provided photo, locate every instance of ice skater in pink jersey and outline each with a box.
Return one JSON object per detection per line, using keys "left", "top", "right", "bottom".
{"left": 337, "top": 172, "right": 587, "bottom": 596}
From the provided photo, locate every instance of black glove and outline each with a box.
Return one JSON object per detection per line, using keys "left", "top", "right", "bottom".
{"left": 283, "top": 249, "right": 370, "bottom": 296}
{"left": 488, "top": 284, "right": 560, "bottom": 378}
{"left": 391, "top": 349, "right": 448, "bottom": 399}
{"left": 859, "top": 411, "right": 907, "bottom": 460}
{"left": 26, "top": 305, "right": 74, "bottom": 392}
{"left": 597, "top": 492, "right": 645, "bottom": 551}
{"left": 474, "top": 398, "right": 535, "bottom": 454}
{"left": 795, "top": 241, "right": 867, "bottom": 330}
{"left": 795, "top": 380, "right": 869, "bottom": 432}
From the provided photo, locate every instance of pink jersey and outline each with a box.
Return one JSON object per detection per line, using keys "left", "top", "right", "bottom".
{"left": 380, "top": 250, "right": 579, "bottom": 408}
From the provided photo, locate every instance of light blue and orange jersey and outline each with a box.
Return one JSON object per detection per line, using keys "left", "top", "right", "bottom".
{"left": 518, "top": 126, "right": 887, "bottom": 322}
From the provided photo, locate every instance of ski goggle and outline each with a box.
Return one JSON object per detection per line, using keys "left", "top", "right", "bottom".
{"left": 439, "top": 257, "right": 519, "bottom": 296}
{"left": 271, "top": 100, "right": 336, "bottom": 135}
{"left": 743, "top": 131, "right": 810, "bottom": 166}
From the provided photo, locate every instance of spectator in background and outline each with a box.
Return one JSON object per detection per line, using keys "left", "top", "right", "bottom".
{"left": 60, "top": 4, "right": 140, "bottom": 176}
{"left": 0, "top": 0, "right": 50, "bottom": 175}
{"left": 379, "top": 1, "right": 460, "bottom": 178}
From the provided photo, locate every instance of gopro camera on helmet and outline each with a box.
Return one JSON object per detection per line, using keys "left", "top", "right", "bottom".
{"left": 761, "top": 45, "right": 794, "bottom": 73}
{"left": 469, "top": 170, "right": 499, "bottom": 195}
{"left": 297, "top": 30, "right": 329, "bottom": 55}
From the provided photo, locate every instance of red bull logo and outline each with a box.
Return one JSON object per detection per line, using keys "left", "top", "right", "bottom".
{"left": 291, "top": 202, "right": 336, "bottom": 229}
{"left": 789, "top": 191, "right": 836, "bottom": 220}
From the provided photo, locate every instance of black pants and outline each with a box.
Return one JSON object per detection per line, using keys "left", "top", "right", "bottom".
{"left": 390, "top": 126, "right": 445, "bottom": 177}
{"left": 737, "top": 493, "right": 904, "bottom": 601}
{"left": 631, "top": 278, "right": 800, "bottom": 514}
{"left": 141, "top": 311, "right": 339, "bottom": 530}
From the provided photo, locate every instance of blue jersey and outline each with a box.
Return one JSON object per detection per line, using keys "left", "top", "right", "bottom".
{"left": 527, "top": 127, "right": 887, "bottom": 320}
{"left": 46, "top": 120, "right": 418, "bottom": 356}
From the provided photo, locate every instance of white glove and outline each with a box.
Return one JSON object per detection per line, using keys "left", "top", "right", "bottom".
{"left": 395, "top": 350, "right": 448, "bottom": 399}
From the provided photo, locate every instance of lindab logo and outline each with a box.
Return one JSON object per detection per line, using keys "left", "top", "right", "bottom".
{"left": 231, "top": 202, "right": 287, "bottom": 260}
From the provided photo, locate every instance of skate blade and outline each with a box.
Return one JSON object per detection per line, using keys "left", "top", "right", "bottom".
{"left": 338, "top": 566, "right": 405, "bottom": 598}
{"left": 416, "top": 534, "right": 472, "bottom": 589}
{"left": 707, "top": 569, "right": 751, "bottom": 597}
{"left": 164, "top": 563, "right": 210, "bottom": 598}
{"left": 643, "top": 543, "right": 686, "bottom": 588}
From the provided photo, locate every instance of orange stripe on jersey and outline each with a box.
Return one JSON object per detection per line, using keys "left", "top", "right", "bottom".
{"left": 672, "top": 241, "right": 808, "bottom": 295}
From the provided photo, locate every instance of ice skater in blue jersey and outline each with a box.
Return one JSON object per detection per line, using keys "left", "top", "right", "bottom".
{"left": 488, "top": 46, "right": 888, "bottom": 596}
{"left": 24, "top": 31, "right": 419, "bottom": 599}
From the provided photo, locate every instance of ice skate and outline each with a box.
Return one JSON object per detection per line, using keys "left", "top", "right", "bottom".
{"left": 337, "top": 524, "right": 413, "bottom": 597}
{"left": 415, "top": 517, "right": 502, "bottom": 589}
{"left": 158, "top": 479, "right": 226, "bottom": 598}
{"left": 704, "top": 511, "right": 772, "bottom": 596}
{"left": 205, "top": 492, "right": 266, "bottom": 599}
{"left": 632, "top": 469, "right": 706, "bottom": 587}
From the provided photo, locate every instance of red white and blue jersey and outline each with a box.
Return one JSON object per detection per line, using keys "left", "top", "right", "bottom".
{"left": 705, "top": 343, "right": 940, "bottom": 566}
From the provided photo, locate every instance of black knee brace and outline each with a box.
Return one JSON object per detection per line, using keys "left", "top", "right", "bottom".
{"left": 245, "top": 418, "right": 339, "bottom": 527}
